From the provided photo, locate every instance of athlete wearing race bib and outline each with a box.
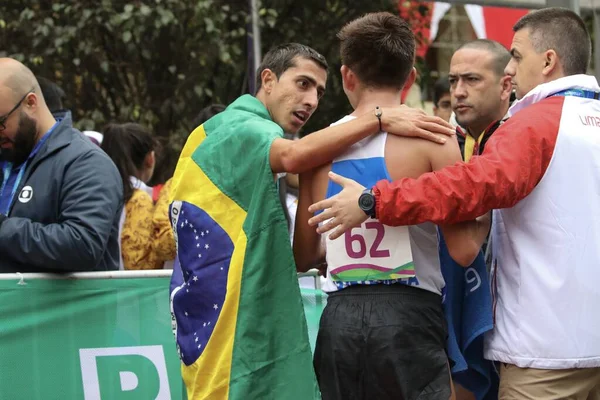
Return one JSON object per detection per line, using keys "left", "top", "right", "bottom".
{"left": 320, "top": 118, "right": 444, "bottom": 297}
{"left": 307, "top": 8, "right": 600, "bottom": 399}
{"left": 293, "top": 13, "right": 486, "bottom": 400}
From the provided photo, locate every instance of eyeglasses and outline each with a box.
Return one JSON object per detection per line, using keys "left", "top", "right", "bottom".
{"left": 0, "top": 88, "right": 35, "bottom": 132}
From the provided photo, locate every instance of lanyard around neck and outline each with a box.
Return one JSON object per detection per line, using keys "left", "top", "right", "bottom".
{"left": 464, "top": 133, "right": 485, "bottom": 162}
{"left": 0, "top": 120, "right": 58, "bottom": 215}
{"left": 0, "top": 163, "right": 27, "bottom": 215}
{"left": 551, "top": 89, "right": 600, "bottom": 99}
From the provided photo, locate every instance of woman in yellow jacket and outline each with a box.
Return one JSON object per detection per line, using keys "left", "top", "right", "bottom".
{"left": 101, "top": 123, "right": 163, "bottom": 270}
{"left": 150, "top": 104, "right": 228, "bottom": 268}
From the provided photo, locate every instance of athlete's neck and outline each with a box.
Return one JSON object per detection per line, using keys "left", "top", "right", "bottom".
{"left": 350, "top": 88, "right": 402, "bottom": 118}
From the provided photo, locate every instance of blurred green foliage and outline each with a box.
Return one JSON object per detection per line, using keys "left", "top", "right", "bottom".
{"left": 0, "top": 0, "right": 429, "bottom": 182}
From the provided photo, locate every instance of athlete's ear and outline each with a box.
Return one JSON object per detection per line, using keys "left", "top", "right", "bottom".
{"left": 403, "top": 68, "right": 417, "bottom": 92}
{"left": 261, "top": 68, "right": 277, "bottom": 94}
{"left": 341, "top": 65, "right": 356, "bottom": 92}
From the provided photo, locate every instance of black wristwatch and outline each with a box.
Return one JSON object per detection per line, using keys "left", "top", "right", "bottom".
{"left": 358, "top": 188, "right": 376, "bottom": 219}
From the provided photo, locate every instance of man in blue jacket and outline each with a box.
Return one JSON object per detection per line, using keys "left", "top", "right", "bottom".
{"left": 0, "top": 58, "right": 122, "bottom": 272}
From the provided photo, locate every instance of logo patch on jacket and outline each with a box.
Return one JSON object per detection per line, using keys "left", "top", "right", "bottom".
{"left": 18, "top": 186, "right": 33, "bottom": 203}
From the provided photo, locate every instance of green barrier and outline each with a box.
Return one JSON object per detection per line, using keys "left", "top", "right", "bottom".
{"left": 0, "top": 271, "right": 183, "bottom": 400}
{"left": 0, "top": 271, "right": 326, "bottom": 399}
{"left": 300, "top": 287, "right": 328, "bottom": 353}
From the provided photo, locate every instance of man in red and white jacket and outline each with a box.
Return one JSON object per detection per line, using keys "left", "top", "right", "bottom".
{"left": 308, "top": 8, "right": 600, "bottom": 398}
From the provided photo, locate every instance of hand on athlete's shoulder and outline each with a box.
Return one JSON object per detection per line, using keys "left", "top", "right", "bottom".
{"left": 381, "top": 105, "right": 455, "bottom": 144}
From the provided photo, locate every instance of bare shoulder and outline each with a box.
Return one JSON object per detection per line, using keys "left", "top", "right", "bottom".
{"left": 420, "top": 132, "right": 461, "bottom": 154}
{"left": 418, "top": 133, "right": 462, "bottom": 171}
{"left": 384, "top": 134, "right": 433, "bottom": 180}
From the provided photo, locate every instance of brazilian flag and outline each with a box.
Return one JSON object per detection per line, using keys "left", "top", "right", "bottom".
{"left": 168, "top": 95, "right": 319, "bottom": 399}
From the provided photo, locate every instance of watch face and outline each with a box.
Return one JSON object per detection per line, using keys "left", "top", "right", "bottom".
{"left": 359, "top": 193, "right": 375, "bottom": 210}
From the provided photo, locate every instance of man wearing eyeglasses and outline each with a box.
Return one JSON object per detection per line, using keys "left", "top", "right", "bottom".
{"left": 0, "top": 58, "right": 122, "bottom": 272}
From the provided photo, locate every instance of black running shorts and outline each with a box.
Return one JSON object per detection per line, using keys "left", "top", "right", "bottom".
{"left": 314, "top": 284, "right": 450, "bottom": 400}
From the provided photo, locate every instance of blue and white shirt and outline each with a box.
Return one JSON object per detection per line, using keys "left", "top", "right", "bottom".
{"left": 322, "top": 115, "right": 444, "bottom": 295}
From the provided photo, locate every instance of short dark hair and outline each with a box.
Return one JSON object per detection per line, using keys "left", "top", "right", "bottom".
{"left": 433, "top": 76, "right": 450, "bottom": 106}
{"left": 456, "top": 39, "right": 511, "bottom": 77}
{"left": 190, "top": 103, "right": 226, "bottom": 129}
{"left": 37, "top": 76, "right": 65, "bottom": 113}
{"left": 255, "top": 43, "right": 328, "bottom": 93}
{"left": 338, "top": 12, "right": 415, "bottom": 89}
{"left": 513, "top": 7, "right": 591, "bottom": 75}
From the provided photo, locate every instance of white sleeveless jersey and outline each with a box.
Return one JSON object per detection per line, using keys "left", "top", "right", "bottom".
{"left": 321, "top": 116, "right": 443, "bottom": 295}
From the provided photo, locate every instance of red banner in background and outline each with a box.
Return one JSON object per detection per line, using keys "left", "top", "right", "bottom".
{"left": 397, "top": 1, "right": 529, "bottom": 102}
{"left": 482, "top": 6, "right": 529, "bottom": 49}
{"left": 397, "top": 1, "right": 530, "bottom": 52}
{"left": 398, "top": 0, "right": 435, "bottom": 59}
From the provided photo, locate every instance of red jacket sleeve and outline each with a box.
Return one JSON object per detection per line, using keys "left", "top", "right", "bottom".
{"left": 373, "top": 97, "right": 564, "bottom": 225}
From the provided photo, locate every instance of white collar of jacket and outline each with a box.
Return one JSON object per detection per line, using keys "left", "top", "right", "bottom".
{"left": 508, "top": 74, "right": 600, "bottom": 117}
{"left": 130, "top": 176, "right": 151, "bottom": 193}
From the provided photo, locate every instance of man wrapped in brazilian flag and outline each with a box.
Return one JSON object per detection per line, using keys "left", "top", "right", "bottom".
{"left": 168, "top": 43, "right": 456, "bottom": 399}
